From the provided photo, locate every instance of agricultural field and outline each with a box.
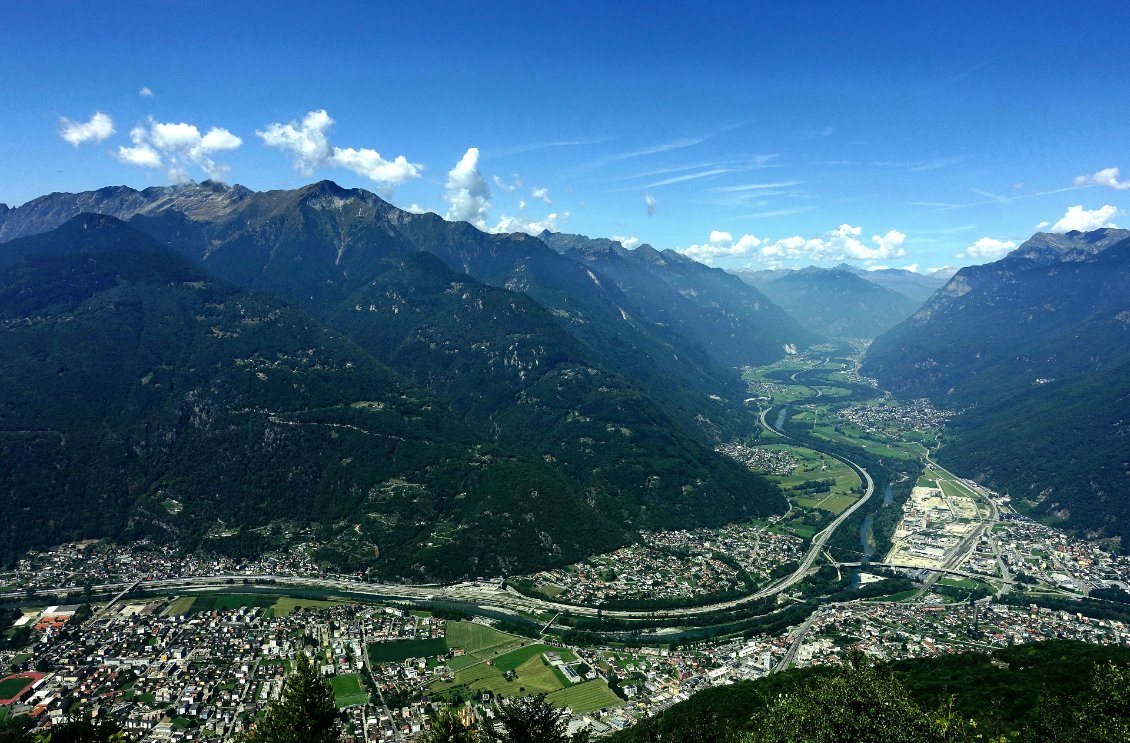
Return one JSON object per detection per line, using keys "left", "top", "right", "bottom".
{"left": 794, "top": 493, "right": 858, "bottom": 515}
{"left": 762, "top": 443, "right": 862, "bottom": 511}
{"left": 329, "top": 674, "right": 368, "bottom": 708}
{"left": 546, "top": 679, "right": 623, "bottom": 713}
{"left": 430, "top": 639, "right": 594, "bottom": 707}
{"left": 445, "top": 621, "right": 516, "bottom": 653}
{"left": 163, "top": 596, "right": 197, "bottom": 616}
{"left": 792, "top": 407, "right": 916, "bottom": 461}
{"left": 272, "top": 597, "right": 343, "bottom": 617}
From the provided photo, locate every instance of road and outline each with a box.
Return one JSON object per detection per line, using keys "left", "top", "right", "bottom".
{"left": 0, "top": 360, "right": 883, "bottom": 627}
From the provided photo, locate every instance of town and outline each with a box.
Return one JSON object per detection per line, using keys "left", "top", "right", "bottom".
{"left": 3, "top": 501, "right": 1129, "bottom": 741}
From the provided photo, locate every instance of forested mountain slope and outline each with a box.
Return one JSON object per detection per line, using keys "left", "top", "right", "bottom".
{"left": 0, "top": 215, "right": 784, "bottom": 575}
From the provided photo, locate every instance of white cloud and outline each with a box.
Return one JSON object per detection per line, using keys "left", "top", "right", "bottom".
{"left": 139, "top": 86, "right": 154, "bottom": 98}
{"left": 492, "top": 211, "right": 568, "bottom": 236}
{"left": 436, "top": 147, "right": 565, "bottom": 236}
{"left": 900, "top": 263, "right": 919, "bottom": 273}
{"left": 612, "top": 235, "right": 640, "bottom": 249}
{"left": 681, "top": 230, "right": 763, "bottom": 264}
{"left": 530, "top": 186, "right": 552, "bottom": 204}
{"left": 870, "top": 229, "right": 907, "bottom": 259}
{"left": 1035, "top": 220, "right": 1050, "bottom": 230}
{"left": 444, "top": 147, "right": 491, "bottom": 227}
{"left": 257, "top": 110, "right": 333, "bottom": 175}
{"left": 257, "top": 109, "right": 422, "bottom": 187}
{"left": 644, "top": 192, "right": 657, "bottom": 216}
{"left": 115, "top": 117, "right": 241, "bottom": 181}
{"left": 404, "top": 203, "right": 431, "bottom": 215}
{"left": 332, "top": 147, "right": 422, "bottom": 184}
{"left": 492, "top": 174, "right": 521, "bottom": 192}
{"left": 1073, "top": 167, "right": 1130, "bottom": 191}
{"left": 1049, "top": 204, "right": 1122, "bottom": 233}
{"left": 956, "top": 236, "right": 1016, "bottom": 260}
{"left": 59, "top": 112, "right": 115, "bottom": 146}
{"left": 720, "top": 224, "right": 910, "bottom": 265}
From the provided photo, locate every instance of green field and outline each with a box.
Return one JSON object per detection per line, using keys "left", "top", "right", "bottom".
{"left": 272, "top": 597, "right": 343, "bottom": 617}
{"left": 494, "top": 644, "right": 577, "bottom": 672}
{"left": 0, "top": 705, "right": 9, "bottom": 723}
{"left": 790, "top": 407, "right": 916, "bottom": 461}
{"left": 434, "top": 654, "right": 564, "bottom": 699}
{"left": 368, "top": 637, "right": 448, "bottom": 664}
{"left": 187, "top": 594, "right": 278, "bottom": 614}
{"left": 164, "top": 596, "right": 196, "bottom": 616}
{"left": 761, "top": 443, "right": 861, "bottom": 502}
{"left": 0, "top": 676, "right": 32, "bottom": 700}
{"left": 445, "top": 621, "right": 517, "bottom": 653}
{"left": 546, "top": 679, "right": 623, "bottom": 713}
{"left": 794, "top": 493, "right": 858, "bottom": 515}
{"left": 329, "top": 674, "right": 368, "bottom": 708}
{"left": 431, "top": 635, "right": 592, "bottom": 705}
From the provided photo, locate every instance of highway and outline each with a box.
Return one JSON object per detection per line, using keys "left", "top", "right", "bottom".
{"left": 0, "top": 363, "right": 902, "bottom": 628}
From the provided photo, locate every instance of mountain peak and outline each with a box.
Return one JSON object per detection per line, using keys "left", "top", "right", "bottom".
{"left": 1013, "top": 227, "right": 1130, "bottom": 264}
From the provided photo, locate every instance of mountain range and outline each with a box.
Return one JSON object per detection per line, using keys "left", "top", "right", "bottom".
{"left": 863, "top": 228, "right": 1130, "bottom": 544}
{"left": 732, "top": 265, "right": 945, "bottom": 339}
{"left": 0, "top": 182, "right": 801, "bottom": 576}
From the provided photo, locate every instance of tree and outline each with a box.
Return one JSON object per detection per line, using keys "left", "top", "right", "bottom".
{"left": 479, "top": 695, "right": 584, "bottom": 743}
{"left": 243, "top": 654, "right": 339, "bottom": 743}
{"left": 1027, "top": 660, "right": 1130, "bottom": 743}
{"left": 423, "top": 707, "right": 479, "bottom": 743}
{"left": 743, "top": 653, "right": 943, "bottom": 743}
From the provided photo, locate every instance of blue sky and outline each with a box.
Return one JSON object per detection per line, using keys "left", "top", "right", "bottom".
{"left": 3, "top": 1, "right": 1129, "bottom": 271}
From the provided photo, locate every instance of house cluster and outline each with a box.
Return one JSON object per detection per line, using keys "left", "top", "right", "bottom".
{"left": 989, "top": 515, "right": 1130, "bottom": 592}
{"left": 787, "top": 597, "right": 1129, "bottom": 668}
{"left": 1, "top": 539, "right": 334, "bottom": 595}
{"left": 716, "top": 442, "right": 799, "bottom": 476}
{"left": 0, "top": 599, "right": 444, "bottom": 741}
{"left": 525, "top": 524, "right": 803, "bottom": 605}
{"left": 836, "top": 399, "right": 953, "bottom": 436}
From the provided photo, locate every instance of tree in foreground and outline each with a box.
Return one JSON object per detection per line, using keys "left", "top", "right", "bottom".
{"left": 243, "top": 653, "right": 338, "bottom": 743}
{"left": 1027, "top": 660, "right": 1130, "bottom": 743}
{"left": 743, "top": 653, "right": 944, "bottom": 743}
{"left": 477, "top": 694, "right": 590, "bottom": 743}
{"left": 423, "top": 707, "right": 479, "bottom": 743}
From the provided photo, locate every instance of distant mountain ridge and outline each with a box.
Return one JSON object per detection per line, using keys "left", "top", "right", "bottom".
{"left": 837, "top": 263, "right": 955, "bottom": 304}
{"left": 733, "top": 265, "right": 922, "bottom": 339}
{"left": 540, "top": 230, "right": 817, "bottom": 367}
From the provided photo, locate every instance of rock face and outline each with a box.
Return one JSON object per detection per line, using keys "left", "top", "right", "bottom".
{"left": 541, "top": 230, "right": 816, "bottom": 367}
{"left": 0, "top": 188, "right": 791, "bottom": 577}
{"left": 862, "top": 228, "right": 1130, "bottom": 545}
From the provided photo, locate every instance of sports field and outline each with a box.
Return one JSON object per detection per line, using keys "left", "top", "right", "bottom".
{"left": 329, "top": 674, "right": 368, "bottom": 708}
{"left": 0, "top": 673, "right": 43, "bottom": 703}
